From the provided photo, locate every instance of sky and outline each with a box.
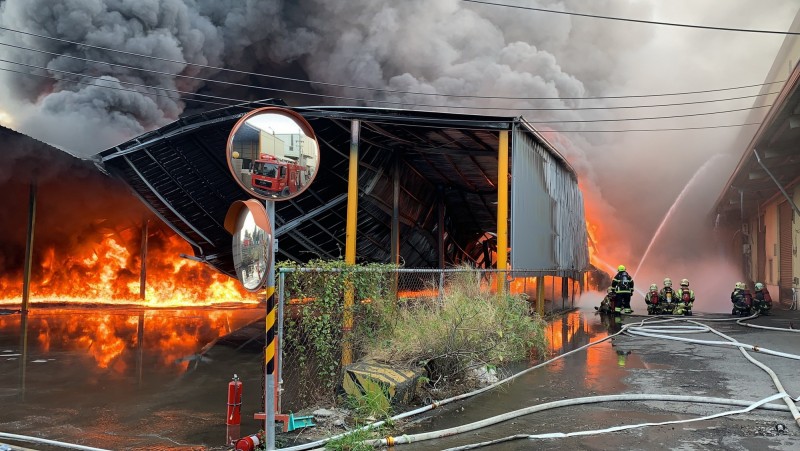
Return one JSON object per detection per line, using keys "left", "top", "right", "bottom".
{"left": 0, "top": 0, "right": 798, "bottom": 307}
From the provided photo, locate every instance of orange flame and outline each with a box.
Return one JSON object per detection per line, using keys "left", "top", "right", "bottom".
{"left": 0, "top": 222, "right": 256, "bottom": 308}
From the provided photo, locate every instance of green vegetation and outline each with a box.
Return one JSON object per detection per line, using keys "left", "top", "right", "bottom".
{"left": 324, "top": 425, "right": 383, "bottom": 451}
{"left": 363, "top": 268, "right": 547, "bottom": 386}
{"left": 279, "top": 260, "right": 548, "bottom": 407}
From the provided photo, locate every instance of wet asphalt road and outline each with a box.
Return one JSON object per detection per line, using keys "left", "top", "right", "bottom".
{"left": 396, "top": 306, "right": 800, "bottom": 451}
{"left": 2, "top": 305, "right": 800, "bottom": 450}
{"left": 0, "top": 307, "right": 267, "bottom": 451}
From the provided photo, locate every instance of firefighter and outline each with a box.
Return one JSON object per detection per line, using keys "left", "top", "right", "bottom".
{"left": 659, "top": 278, "right": 676, "bottom": 314}
{"left": 644, "top": 283, "right": 660, "bottom": 315}
{"left": 674, "top": 279, "right": 695, "bottom": 316}
{"left": 611, "top": 265, "right": 634, "bottom": 314}
{"left": 752, "top": 282, "right": 773, "bottom": 315}
{"left": 596, "top": 287, "right": 615, "bottom": 314}
{"left": 731, "top": 282, "right": 750, "bottom": 316}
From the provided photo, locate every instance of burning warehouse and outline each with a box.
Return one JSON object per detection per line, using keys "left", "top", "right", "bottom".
{"left": 97, "top": 101, "right": 591, "bottom": 301}
{"left": 2, "top": 102, "right": 590, "bottom": 307}
{"left": 0, "top": 124, "right": 251, "bottom": 307}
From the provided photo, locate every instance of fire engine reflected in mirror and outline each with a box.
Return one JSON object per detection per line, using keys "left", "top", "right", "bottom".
{"left": 227, "top": 107, "right": 319, "bottom": 201}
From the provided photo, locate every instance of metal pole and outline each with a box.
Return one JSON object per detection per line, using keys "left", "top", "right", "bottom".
{"left": 139, "top": 220, "right": 148, "bottom": 300}
{"left": 265, "top": 200, "right": 276, "bottom": 450}
{"left": 345, "top": 120, "right": 360, "bottom": 265}
{"left": 342, "top": 120, "right": 360, "bottom": 366}
{"left": 536, "top": 276, "right": 545, "bottom": 317}
{"left": 391, "top": 152, "right": 400, "bottom": 301}
{"left": 496, "top": 131, "right": 509, "bottom": 276}
{"left": 277, "top": 270, "right": 285, "bottom": 414}
{"left": 391, "top": 152, "right": 400, "bottom": 264}
{"left": 438, "top": 270, "right": 445, "bottom": 306}
{"left": 21, "top": 180, "right": 37, "bottom": 313}
{"left": 137, "top": 311, "right": 145, "bottom": 386}
{"left": 18, "top": 312, "right": 29, "bottom": 400}
{"left": 438, "top": 186, "right": 445, "bottom": 269}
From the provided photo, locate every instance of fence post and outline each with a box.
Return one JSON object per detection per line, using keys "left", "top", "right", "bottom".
{"left": 438, "top": 270, "right": 445, "bottom": 305}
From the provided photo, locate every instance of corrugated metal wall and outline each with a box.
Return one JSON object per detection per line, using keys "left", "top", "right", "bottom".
{"left": 510, "top": 122, "right": 589, "bottom": 276}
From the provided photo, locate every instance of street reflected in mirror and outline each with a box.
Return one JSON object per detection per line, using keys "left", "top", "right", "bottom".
{"left": 227, "top": 108, "right": 319, "bottom": 201}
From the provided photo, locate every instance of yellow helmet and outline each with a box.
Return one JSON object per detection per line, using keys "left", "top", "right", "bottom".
{"left": 664, "top": 278, "right": 672, "bottom": 287}
{"left": 755, "top": 282, "right": 764, "bottom": 290}
{"left": 680, "top": 279, "right": 689, "bottom": 287}
{"left": 649, "top": 283, "right": 658, "bottom": 291}
{"left": 618, "top": 265, "right": 626, "bottom": 271}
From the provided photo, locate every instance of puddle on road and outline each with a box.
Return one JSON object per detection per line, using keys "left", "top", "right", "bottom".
{"left": 0, "top": 306, "right": 265, "bottom": 450}
{"left": 400, "top": 309, "right": 671, "bottom": 449}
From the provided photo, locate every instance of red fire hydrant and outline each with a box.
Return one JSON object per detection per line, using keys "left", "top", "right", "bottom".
{"left": 227, "top": 374, "right": 242, "bottom": 426}
{"left": 235, "top": 433, "right": 263, "bottom": 451}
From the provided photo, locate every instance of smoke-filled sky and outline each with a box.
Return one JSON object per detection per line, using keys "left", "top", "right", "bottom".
{"left": 1, "top": 0, "right": 798, "bottom": 307}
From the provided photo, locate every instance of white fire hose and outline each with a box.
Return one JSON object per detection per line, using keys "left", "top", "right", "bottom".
{"left": 290, "top": 314, "right": 800, "bottom": 451}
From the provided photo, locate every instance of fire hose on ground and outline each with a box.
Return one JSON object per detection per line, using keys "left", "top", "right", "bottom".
{"left": 0, "top": 433, "right": 111, "bottom": 451}
{"left": 286, "top": 314, "right": 800, "bottom": 451}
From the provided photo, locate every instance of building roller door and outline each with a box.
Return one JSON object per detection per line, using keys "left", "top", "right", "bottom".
{"left": 778, "top": 200, "right": 793, "bottom": 302}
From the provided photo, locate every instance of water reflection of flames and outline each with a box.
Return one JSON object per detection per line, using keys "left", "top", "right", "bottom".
{"left": 1, "top": 309, "right": 260, "bottom": 372}
{"left": 0, "top": 223, "right": 255, "bottom": 308}
{"left": 542, "top": 312, "right": 611, "bottom": 391}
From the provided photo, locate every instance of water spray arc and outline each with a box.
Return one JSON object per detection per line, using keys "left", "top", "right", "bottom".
{"left": 633, "top": 155, "right": 724, "bottom": 279}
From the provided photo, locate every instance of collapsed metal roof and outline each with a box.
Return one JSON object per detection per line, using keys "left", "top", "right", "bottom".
{"left": 99, "top": 101, "right": 579, "bottom": 277}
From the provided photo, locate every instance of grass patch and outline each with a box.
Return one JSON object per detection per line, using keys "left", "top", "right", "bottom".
{"left": 363, "top": 268, "right": 547, "bottom": 387}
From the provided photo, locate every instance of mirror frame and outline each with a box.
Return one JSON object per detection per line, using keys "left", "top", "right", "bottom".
{"left": 226, "top": 106, "right": 320, "bottom": 201}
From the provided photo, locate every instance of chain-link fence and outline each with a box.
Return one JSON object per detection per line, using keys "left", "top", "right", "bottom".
{"left": 274, "top": 266, "right": 585, "bottom": 412}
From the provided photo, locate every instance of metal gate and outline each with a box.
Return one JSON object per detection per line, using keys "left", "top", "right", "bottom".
{"left": 779, "top": 200, "right": 793, "bottom": 302}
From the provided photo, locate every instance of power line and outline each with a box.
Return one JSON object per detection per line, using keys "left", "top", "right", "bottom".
{"left": 0, "top": 58, "right": 249, "bottom": 105}
{"left": 0, "top": 37, "right": 782, "bottom": 111}
{"left": 0, "top": 24, "right": 788, "bottom": 100}
{"left": 463, "top": 0, "right": 800, "bottom": 35}
{"left": 526, "top": 104, "right": 771, "bottom": 123}
{"left": 0, "top": 39, "right": 781, "bottom": 111}
{"left": 0, "top": 64, "right": 772, "bottom": 134}
{"left": 0, "top": 67, "right": 766, "bottom": 134}
{"left": 0, "top": 65, "right": 233, "bottom": 108}
{"left": 0, "top": 55, "right": 781, "bottom": 125}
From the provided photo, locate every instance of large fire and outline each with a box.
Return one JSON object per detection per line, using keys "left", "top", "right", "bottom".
{"left": 0, "top": 221, "right": 255, "bottom": 307}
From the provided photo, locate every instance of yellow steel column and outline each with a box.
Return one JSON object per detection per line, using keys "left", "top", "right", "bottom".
{"left": 536, "top": 276, "right": 545, "bottom": 317}
{"left": 497, "top": 131, "right": 509, "bottom": 290}
{"left": 345, "top": 120, "right": 360, "bottom": 264}
{"left": 343, "top": 120, "right": 360, "bottom": 365}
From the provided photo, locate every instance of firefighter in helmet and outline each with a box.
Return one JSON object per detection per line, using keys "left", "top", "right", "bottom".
{"left": 611, "top": 265, "right": 634, "bottom": 314}
{"left": 597, "top": 286, "right": 615, "bottom": 314}
{"left": 674, "top": 278, "right": 695, "bottom": 315}
{"left": 644, "top": 283, "right": 660, "bottom": 315}
{"left": 731, "top": 282, "right": 750, "bottom": 316}
{"left": 752, "top": 282, "right": 773, "bottom": 315}
{"left": 659, "top": 278, "right": 676, "bottom": 314}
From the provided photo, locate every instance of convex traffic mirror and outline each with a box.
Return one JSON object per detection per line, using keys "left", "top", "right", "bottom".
{"left": 227, "top": 107, "right": 319, "bottom": 201}
{"left": 224, "top": 199, "right": 272, "bottom": 292}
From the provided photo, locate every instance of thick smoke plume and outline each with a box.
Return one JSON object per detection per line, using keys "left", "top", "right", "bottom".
{"left": 1, "top": 0, "right": 798, "bottom": 307}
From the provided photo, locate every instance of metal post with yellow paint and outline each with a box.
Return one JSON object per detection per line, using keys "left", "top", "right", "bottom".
{"left": 497, "top": 131, "right": 509, "bottom": 291}
{"left": 536, "top": 276, "right": 545, "bottom": 317}
{"left": 343, "top": 120, "right": 360, "bottom": 366}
